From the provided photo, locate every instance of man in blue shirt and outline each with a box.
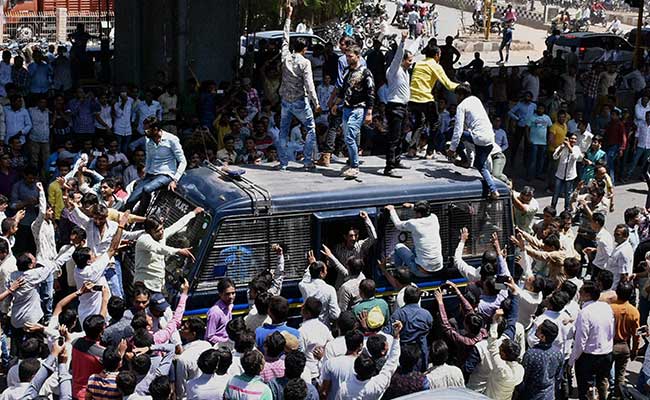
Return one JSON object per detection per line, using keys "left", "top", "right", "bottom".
{"left": 508, "top": 91, "right": 536, "bottom": 163}
{"left": 526, "top": 104, "right": 552, "bottom": 180}
{"left": 519, "top": 319, "right": 563, "bottom": 400}
{"left": 255, "top": 296, "right": 302, "bottom": 353}
{"left": 498, "top": 22, "right": 513, "bottom": 64}
{"left": 123, "top": 116, "right": 186, "bottom": 214}
{"left": 27, "top": 51, "right": 51, "bottom": 96}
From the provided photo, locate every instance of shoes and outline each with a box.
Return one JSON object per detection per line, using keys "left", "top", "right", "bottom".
{"left": 343, "top": 168, "right": 359, "bottom": 178}
{"left": 316, "top": 152, "right": 331, "bottom": 167}
{"left": 304, "top": 163, "right": 316, "bottom": 171}
{"left": 383, "top": 168, "right": 402, "bottom": 178}
{"left": 394, "top": 162, "right": 411, "bottom": 170}
{"left": 275, "top": 164, "right": 288, "bottom": 171}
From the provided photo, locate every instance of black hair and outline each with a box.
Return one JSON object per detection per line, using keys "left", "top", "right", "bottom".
{"left": 284, "top": 378, "right": 307, "bottom": 400}
{"left": 217, "top": 278, "right": 235, "bottom": 294}
{"left": 560, "top": 280, "right": 578, "bottom": 300}
{"left": 132, "top": 284, "right": 151, "bottom": 300}
{"left": 197, "top": 349, "right": 220, "bottom": 374}
{"left": 241, "top": 350, "right": 264, "bottom": 376}
{"left": 616, "top": 281, "right": 635, "bottom": 302}
{"left": 303, "top": 297, "right": 322, "bottom": 319}
{"left": 184, "top": 317, "right": 206, "bottom": 339}
{"left": 215, "top": 347, "right": 233, "bottom": 375}
{"left": 430, "top": 339, "right": 449, "bottom": 367}
{"left": 414, "top": 201, "right": 430, "bottom": 217}
{"left": 143, "top": 215, "right": 164, "bottom": 235}
{"left": 393, "top": 268, "right": 413, "bottom": 285}
{"left": 293, "top": 38, "right": 307, "bottom": 53}
{"left": 531, "top": 276, "right": 546, "bottom": 293}
{"left": 1, "top": 217, "right": 16, "bottom": 236}
{"left": 234, "top": 331, "right": 256, "bottom": 353}
{"left": 72, "top": 247, "right": 93, "bottom": 269}
{"left": 132, "top": 353, "right": 152, "bottom": 375}
{"left": 548, "top": 291, "right": 570, "bottom": 312}
{"left": 464, "top": 313, "right": 484, "bottom": 336}
{"left": 538, "top": 320, "right": 559, "bottom": 344}
{"left": 455, "top": 83, "right": 472, "bottom": 97}
{"left": 264, "top": 331, "right": 286, "bottom": 358}
{"left": 83, "top": 315, "right": 106, "bottom": 339}
{"left": 102, "top": 346, "right": 122, "bottom": 372}
{"left": 108, "top": 296, "right": 126, "bottom": 321}
{"left": 226, "top": 318, "right": 247, "bottom": 342}
{"left": 131, "top": 311, "right": 148, "bottom": 331}
{"left": 366, "top": 335, "right": 387, "bottom": 359}
{"left": 596, "top": 270, "right": 614, "bottom": 292}
{"left": 149, "top": 376, "right": 172, "bottom": 400}
{"left": 285, "top": 350, "right": 307, "bottom": 379}
{"left": 359, "top": 279, "right": 376, "bottom": 298}
{"left": 101, "top": 177, "right": 116, "bottom": 189}
{"left": 309, "top": 261, "right": 327, "bottom": 280}
{"left": 268, "top": 296, "right": 289, "bottom": 323}
{"left": 592, "top": 212, "right": 606, "bottom": 228}
{"left": 347, "top": 258, "right": 364, "bottom": 276}
{"left": 615, "top": 223, "right": 630, "bottom": 239}
{"left": 543, "top": 234, "right": 561, "bottom": 250}
{"left": 543, "top": 206, "right": 557, "bottom": 217}
{"left": 71, "top": 225, "right": 87, "bottom": 241}
{"left": 345, "top": 330, "right": 364, "bottom": 353}
{"left": 338, "top": 310, "right": 357, "bottom": 334}
{"left": 624, "top": 207, "right": 642, "bottom": 225}
{"left": 482, "top": 250, "right": 498, "bottom": 267}
{"left": 354, "top": 354, "right": 376, "bottom": 381}
{"left": 500, "top": 338, "right": 520, "bottom": 362}
{"left": 399, "top": 343, "right": 421, "bottom": 373}
{"left": 18, "top": 358, "right": 40, "bottom": 382}
{"left": 0, "top": 239, "right": 8, "bottom": 255}
{"left": 403, "top": 286, "right": 421, "bottom": 304}
{"left": 16, "top": 253, "right": 33, "bottom": 272}
{"left": 20, "top": 338, "right": 42, "bottom": 359}
{"left": 132, "top": 329, "right": 154, "bottom": 348}
{"left": 580, "top": 281, "right": 602, "bottom": 302}
{"left": 564, "top": 257, "right": 581, "bottom": 279}
{"left": 117, "top": 371, "right": 137, "bottom": 396}
{"left": 254, "top": 292, "right": 272, "bottom": 316}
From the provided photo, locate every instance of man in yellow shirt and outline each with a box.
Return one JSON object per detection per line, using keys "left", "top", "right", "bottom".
{"left": 547, "top": 110, "right": 568, "bottom": 190}
{"left": 409, "top": 39, "right": 459, "bottom": 158}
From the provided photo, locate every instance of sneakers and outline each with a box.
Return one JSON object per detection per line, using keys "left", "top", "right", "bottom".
{"left": 383, "top": 168, "right": 402, "bottom": 178}
{"left": 342, "top": 168, "right": 359, "bottom": 178}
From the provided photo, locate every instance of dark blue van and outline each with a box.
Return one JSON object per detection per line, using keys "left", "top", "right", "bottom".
{"left": 122, "top": 156, "right": 513, "bottom": 320}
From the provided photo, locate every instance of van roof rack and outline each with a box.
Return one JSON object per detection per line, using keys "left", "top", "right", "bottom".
{"left": 202, "top": 161, "right": 272, "bottom": 216}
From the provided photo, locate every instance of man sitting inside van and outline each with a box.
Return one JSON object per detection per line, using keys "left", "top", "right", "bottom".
{"left": 384, "top": 202, "right": 443, "bottom": 277}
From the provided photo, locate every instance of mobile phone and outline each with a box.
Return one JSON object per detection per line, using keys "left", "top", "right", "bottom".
{"left": 495, "top": 275, "right": 509, "bottom": 291}
{"left": 92, "top": 285, "right": 103, "bottom": 292}
{"left": 637, "top": 326, "right": 648, "bottom": 335}
{"left": 57, "top": 336, "right": 64, "bottom": 346}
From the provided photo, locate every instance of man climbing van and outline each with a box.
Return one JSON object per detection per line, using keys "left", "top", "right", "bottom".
{"left": 385, "top": 201, "right": 443, "bottom": 277}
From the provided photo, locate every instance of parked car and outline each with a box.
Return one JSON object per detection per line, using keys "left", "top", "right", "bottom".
{"left": 553, "top": 32, "right": 634, "bottom": 69}
{"left": 626, "top": 27, "right": 650, "bottom": 50}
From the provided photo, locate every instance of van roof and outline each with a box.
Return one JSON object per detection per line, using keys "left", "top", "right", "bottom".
{"left": 178, "top": 156, "right": 509, "bottom": 214}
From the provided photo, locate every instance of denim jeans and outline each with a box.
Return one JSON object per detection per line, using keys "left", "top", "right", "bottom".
{"left": 637, "top": 368, "right": 650, "bottom": 395}
{"left": 552, "top": 178, "right": 574, "bottom": 212}
{"left": 626, "top": 147, "right": 650, "bottom": 179}
{"left": 342, "top": 107, "right": 365, "bottom": 168}
{"left": 124, "top": 174, "right": 173, "bottom": 213}
{"left": 105, "top": 258, "right": 124, "bottom": 298}
{"left": 528, "top": 144, "right": 547, "bottom": 179}
{"left": 393, "top": 243, "right": 430, "bottom": 278}
{"left": 116, "top": 134, "right": 131, "bottom": 155}
{"left": 462, "top": 132, "right": 497, "bottom": 193}
{"left": 38, "top": 272, "right": 54, "bottom": 321}
{"left": 584, "top": 96, "right": 596, "bottom": 122}
{"left": 279, "top": 98, "right": 317, "bottom": 167}
{"left": 605, "top": 144, "right": 620, "bottom": 182}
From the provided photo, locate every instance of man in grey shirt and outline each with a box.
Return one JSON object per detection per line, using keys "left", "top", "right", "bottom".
{"left": 277, "top": 3, "right": 321, "bottom": 171}
{"left": 384, "top": 32, "right": 414, "bottom": 178}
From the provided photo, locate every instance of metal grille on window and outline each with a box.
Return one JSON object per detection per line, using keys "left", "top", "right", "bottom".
{"left": 197, "top": 214, "right": 312, "bottom": 290}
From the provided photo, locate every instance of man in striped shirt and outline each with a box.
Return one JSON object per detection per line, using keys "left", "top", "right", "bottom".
{"left": 224, "top": 350, "right": 273, "bottom": 400}
{"left": 86, "top": 341, "right": 127, "bottom": 400}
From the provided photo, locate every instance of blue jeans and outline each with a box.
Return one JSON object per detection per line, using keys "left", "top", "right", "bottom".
{"left": 105, "top": 258, "right": 124, "bottom": 298}
{"left": 342, "top": 107, "right": 365, "bottom": 168}
{"left": 552, "top": 178, "right": 574, "bottom": 211}
{"left": 584, "top": 96, "right": 596, "bottom": 122}
{"left": 279, "top": 98, "right": 317, "bottom": 167}
{"left": 638, "top": 368, "right": 650, "bottom": 395}
{"left": 116, "top": 134, "right": 131, "bottom": 155}
{"left": 38, "top": 272, "right": 54, "bottom": 321}
{"left": 124, "top": 174, "right": 173, "bottom": 212}
{"left": 528, "top": 144, "right": 547, "bottom": 179}
{"left": 606, "top": 144, "right": 620, "bottom": 182}
{"left": 462, "top": 132, "right": 497, "bottom": 192}
{"left": 393, "top": 243, "right": 430, "bottom": 278}
{"left": 626, "top": 147, "right": 650, "bottom": 179}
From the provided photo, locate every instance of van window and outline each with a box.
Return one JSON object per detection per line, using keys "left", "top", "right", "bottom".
{"left": 196, "top": 214, "right": 312, "bottom": 290}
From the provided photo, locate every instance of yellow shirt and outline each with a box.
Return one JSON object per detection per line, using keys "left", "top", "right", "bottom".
{"left": 548, "top": 122, "right": 568, "bottom": 153}
{"left": 48, "top": 181, "right": 64, "bottom": 220}
{"left": 409, "top": 58, "right": 459, "bottom": 103}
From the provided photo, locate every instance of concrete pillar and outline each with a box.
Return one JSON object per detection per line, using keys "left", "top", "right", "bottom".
{"left": 56, "top": 8, "right": 67, "bottom": 43}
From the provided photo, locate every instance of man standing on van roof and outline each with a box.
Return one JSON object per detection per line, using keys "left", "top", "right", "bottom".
{"left": 384, "top": 202, "right": 443, "bottom": 277}
{"left": 277, "top": 3, "right": 321, "bottom": 172}
{"left": 447, "top": 83, "right": 500, "bottom": 200}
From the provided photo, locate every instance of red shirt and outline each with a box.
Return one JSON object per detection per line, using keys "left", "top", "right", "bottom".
{"left": 605, "top": 120, "right": 627, "bottom": 149}
{"left": 71, "top": 336, "right": 104, "bottom": 400}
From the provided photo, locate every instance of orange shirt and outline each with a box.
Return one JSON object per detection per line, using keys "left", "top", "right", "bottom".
{"left": 610, "top": 300, "right": 640, "bottom": 346}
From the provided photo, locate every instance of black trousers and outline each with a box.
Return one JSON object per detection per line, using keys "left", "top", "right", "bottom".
{"left": 574, "top": 352, "right": 613, "bottom": 400}
{"left": 408, "top": 101, "right": 439, "bottom": 155}
{"left": 385, "top": 102, "right": 409, "bottom": 169}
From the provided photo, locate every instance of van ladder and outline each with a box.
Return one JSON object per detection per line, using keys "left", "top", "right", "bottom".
{"left": 203, "top": 161, "right": 272, "bottom": 216}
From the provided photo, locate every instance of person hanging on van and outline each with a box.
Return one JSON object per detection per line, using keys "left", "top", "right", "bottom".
{"left": 384, "top": 201, "right": 443, "bottom": 277}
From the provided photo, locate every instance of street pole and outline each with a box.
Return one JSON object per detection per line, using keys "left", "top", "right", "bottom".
{"left": 633, "top": 1, "right": 644, "bottom": 68}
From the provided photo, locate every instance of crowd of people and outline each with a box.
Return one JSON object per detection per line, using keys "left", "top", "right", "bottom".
{"left": 0, "top": 0, "right": 649, "bottom": 399}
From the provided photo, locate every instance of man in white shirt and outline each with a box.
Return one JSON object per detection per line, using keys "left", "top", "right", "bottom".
{"left": 385, "top": 201, "right": 443, "bottom": 277}
{"left": 31, "top": 182, "right": 56, "bottom": 321}
{"left": 134, "top": 208, "right": 202, "bottom": 294}
{"left": 299, "top": 256, "right": 341, "bottom": 326}
{"left": 527, "top": 291, "right": 572, "bottom": 354}
{"left": 175, "top": 317, "right": 212, "bottom": 399}
{"left": 626, "top": 110, "right": 650, "bottom": 181}
{"left": 569, "top": 281, "right": 614, "bottom": 400}
{"left": 552, "top": 134, "right": 582, "bottom": 212}
{"left": 72, "top": 211, "right": 127, "bottom": 324}
{"left": 512, "top": 187, "right": 539, "bottom": 235}
{"left": 132, "top": 90, "right": 162, "bottom": 135}
{"left": 186, "top": 347, "right": 232, "bottom": 400}
{"left": 28, "top": 98, "right": 50, "bottom": 171}
{"left": 319, "top": 330, "right": 363, "bottom": 400}
{"left": 338, "top": 321, "right": 402, "bottom": 399}
{"left": 113, "top": 90, "right": 133, "bottom": 153}
{"left": 453, "top": 227, "right": 499, "bottom": 283}
{"left": 608, "top": 224, "right": 633, "bottom": 289}
{"left": 585, "top": 212, "right": 613, "bottom": 277}
{"left": 0, "top": 51, "right": 12, "bottom": 98}
{"left": 299, "top": 297, "right": 334, "bottom": 380}
{"left": 447, "top": 83, "right": 499, "bottom": 200}
{"left": 4, "top": 95, "right": 32, "bottom": 145}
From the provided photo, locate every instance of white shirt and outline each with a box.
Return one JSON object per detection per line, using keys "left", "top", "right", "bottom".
{"left": 636, "top": 120, "right": 650, "bottom": 149}
{"left": 553, "top": 144, "right": 581, "bottom": 180}
{"left": 158, "top": 93, "right": 177, "bottom": 122}
{"left": 0, "top": 62, "right": 12, "bottom": 98}
{"left": 608, "top": 239, "right": 633, "bottom": 289}
{"left": 298, "top": 275, "right": 341, "bottom": 326}
{"left": 186, "top": 372, "right": 231, "bottom": 400}
{"left": 569, "top": 300, "right": 614, "bottom": 365}
{"left": 323, "top": 336, "right": 347, "bottom": 360}
{"left": 0, "top": 382, "right": 30, "bottom": 400}
{"left": 527, "top": 310, "right": 571, "bottom": 355}
{"left": 485, "top": 330, "right": 525, "bottom": 400}
{"left": 0, "top": 253, "right": 16, "bottom": 314}
{"left": 593, "top": 229, "right": 614, "bottom": 271}
{"left": 299, "top": 318, "right": 334, "bottom": 379}
{"left": 28, "top": 107, "right": 50, "bottom": 143}
{"left": 320, "top": 354, "right": 356, "bottom": 400}
{"left": 451, "top": 96, "right": 495, "bottom": 152}
{"left": 31, "top": 188, "right": 56, "bottom": 263}
{"left": 575, "top": 129, "right": 593, "bottom": 154}
{"left": 133, "top": 100, "right": 162, "bottom": 134}
{"left": 389, "top": 209, "right": 443, "bottom": 271}
{"left": 70, "top": 207, "right": 143, "bottom": 255}
{"left": 518, "top": 289, "right": 543, "bottom": 328}
{"left": 426, "top": 364, "right": 465, "bottom": 389}
{"left": 175, "top": 340, "right": 213, "bottom": 400}
{"left": 8, "top": 260, "right": 57, "bottom": 328}
{"left": 4, "top": 106, "right": 32, "bottom": 144}
{"left": 338, "top": 338, "right": 401, "bottom": 400}
{"left": 521, "top": 73, "right": 540, "bottom": 101}
{"left": 74, "top": 253, "right": 110, "bottom": 324}
{"left": 386, "top": 40, "right": 410, "bottom": 105}
{"left": 454, "top": 240, "right": 481, "bottom": 282}
{"left": 113, "top": 98, "right": 133, "bottom": 136}
{"left": 94, "top": 103, "right": 113, "bottom": 130}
